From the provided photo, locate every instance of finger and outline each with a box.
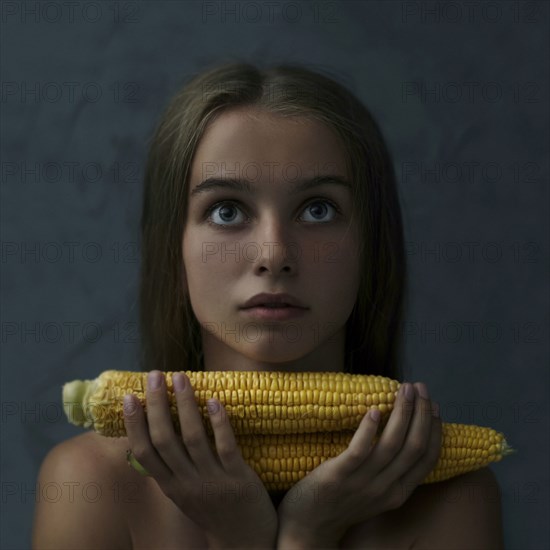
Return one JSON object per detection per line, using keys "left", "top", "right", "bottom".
{"left": 394, "top": 410, "right": 443, "bottom": 503}
{"left": 206, "top": 397, "right": 246, "bottom": 475}
{"left": 376, "top": 383, "right": 435, "bottom": 487}
{"left": 367, "top": 383, "right": 416, "bottom": 473}
{"left": 330, "top": 407, "right": 382, "bottom": 477}
{"left": 123, "top": 392, "right": 172, "bottom": 482}
{"left": 144, "top": 371, "right": 192, "bottom": 474}
{"left": 172, "top": 372, "right": 219, "bottom": 472}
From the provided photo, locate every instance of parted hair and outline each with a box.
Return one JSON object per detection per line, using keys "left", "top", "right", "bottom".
{"left": 138, "top": 60, "right": 407, "bottom": 381}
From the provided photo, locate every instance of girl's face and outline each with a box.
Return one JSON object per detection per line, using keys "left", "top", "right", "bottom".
{"left": 182, "top": 107, "right": 361, "bottom": 372}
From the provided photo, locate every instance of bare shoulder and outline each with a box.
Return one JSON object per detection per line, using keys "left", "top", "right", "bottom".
{"left": 412, "top": 467, "right": 504, "bottom": 549}
{"left": 340, "top": 468, "right": 504, "bottom": 549}
{"left": 32, "top": 432, "right": 134, "bottom": 549}
{"left": 411, "top": 466, "right": 502, "bottom": 511}
{"left": 36, "top": 431, "right": 132, "bottom": 486}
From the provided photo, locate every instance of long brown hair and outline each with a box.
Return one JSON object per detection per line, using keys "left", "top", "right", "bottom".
{"left": 138, "top": 61, "right": 407, "bottom": 381}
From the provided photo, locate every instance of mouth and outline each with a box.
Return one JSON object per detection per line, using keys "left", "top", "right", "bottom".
{"left": 239, "top": 303, "right": 308, "bottom": 321}
{"left": 240, "top": 292, "right": 308, "bottom": 310}
{"left": 255, "top": 303, "right": 294, "bottom": 308}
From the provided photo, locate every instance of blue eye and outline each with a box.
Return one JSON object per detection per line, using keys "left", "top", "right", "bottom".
{"left": 207, "top": 202, "right": 246, "bottom": 226}
{"left": 299, "top": 200, "right": 337, "bottom": 223}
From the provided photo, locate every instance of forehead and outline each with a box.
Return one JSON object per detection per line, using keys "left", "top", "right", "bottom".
{"left": 189, "top": 107, "right": 349, "bottom": 185}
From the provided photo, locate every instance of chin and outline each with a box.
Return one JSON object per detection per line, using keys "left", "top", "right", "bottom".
{"left": 240, "top": 345, "right": 314, "bottom": 367}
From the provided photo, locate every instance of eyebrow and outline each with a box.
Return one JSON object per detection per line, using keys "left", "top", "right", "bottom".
{"left": 190, "top": 175, "right": 352, "bottom": 197}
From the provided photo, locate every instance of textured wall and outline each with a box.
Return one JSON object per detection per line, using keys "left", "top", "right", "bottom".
{"left": 2, "top": 1, "right": 548, "bottom": 548}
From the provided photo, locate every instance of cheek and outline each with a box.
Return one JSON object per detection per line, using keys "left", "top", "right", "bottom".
{"left": 319, "top": 237, "right": 360, "bottom": 277}
{"left": 183, "top": 234, "right": 244, "bottom": 291}
{"left": 303, "top": 238, "right": 361, "bottom": 306}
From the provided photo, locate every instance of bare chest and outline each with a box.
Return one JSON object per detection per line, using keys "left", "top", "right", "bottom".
{"left": 122, "top": 483, "right": 419, "bottom": 550}
{"left": 121, "top": 478, "right": 209, "bottom": 549}
{"left": 122, "top": 486, "right": 292, "bottom": 549}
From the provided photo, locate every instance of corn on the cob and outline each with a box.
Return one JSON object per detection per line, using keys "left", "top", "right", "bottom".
{"left": 63, "top": 369, "right": 400, "bottom": 437}
{"left": 62, "top": 370, "right": 515, "bottom": 491}
{"left": 236, "top": 425, "right": 512, "bottom": 491}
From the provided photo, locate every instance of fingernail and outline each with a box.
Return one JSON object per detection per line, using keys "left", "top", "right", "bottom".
{"left": 432, "top": 401, "right": 440, "bottom": 418}
{"left": 207, "top": 399, "right": 219, "bottom": 414}
{"left": 369, "top": 409, "right": 381, "bottom": 422}
{"left": 148, "top": 371, "right": 162, "bottom": 390}
{"left": 401, "top": 383, "right": 414, "bottom": 401}
{"left": 415, "top": 383, "right": 429, "bottom": 400}
{"left": 173, "top": 373, "right": 185, "bottom": 392}
{"left": 123, "top": 394, "right": 136, "bottom": 415}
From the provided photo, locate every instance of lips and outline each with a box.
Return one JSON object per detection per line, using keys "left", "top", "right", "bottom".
{"left": 240, "top": 292, "right": 307, "bottom": 310}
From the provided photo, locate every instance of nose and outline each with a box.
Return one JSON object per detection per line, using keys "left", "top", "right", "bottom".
{"left": 253, "top": 216, "right": 297, "bottom": 275}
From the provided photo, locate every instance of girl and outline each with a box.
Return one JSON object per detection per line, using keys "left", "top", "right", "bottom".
{"left": 33, "top": 62, "right": 504, "bottom": 549}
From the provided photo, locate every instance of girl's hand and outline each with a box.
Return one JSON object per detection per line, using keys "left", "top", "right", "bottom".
{"left": 276, "top": 382, "right": 442, "bottom": 547}
{"left": 123, "top": 370, "right": 278, "bottom": 549}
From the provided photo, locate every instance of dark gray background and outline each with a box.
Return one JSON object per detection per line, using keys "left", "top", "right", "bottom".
{"left": 1, "top": 1, "right": 548, "bottom": 548}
